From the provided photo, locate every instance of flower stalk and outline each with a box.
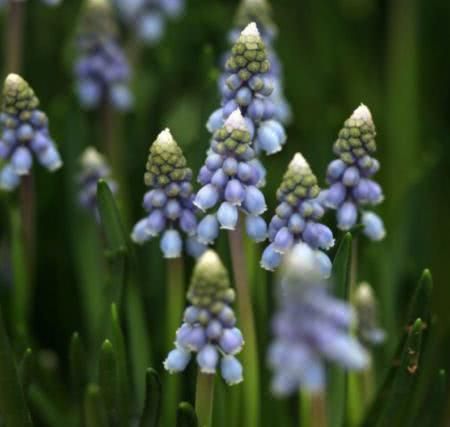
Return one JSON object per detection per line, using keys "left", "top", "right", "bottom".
{"left": 195, "top": 371, "right": 215, "bottom": 427}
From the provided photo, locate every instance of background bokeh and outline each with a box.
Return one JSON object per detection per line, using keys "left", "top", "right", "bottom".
{"left": 0, "top": 0, "right": 449, "bottom": 425}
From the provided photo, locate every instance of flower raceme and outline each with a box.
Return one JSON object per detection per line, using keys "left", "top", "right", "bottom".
{"left": 131, "top": 129, "right": 205, "bottom": 258}
{"left": 164, "top": 250, "right": 244, "bottom": 385}
{"left": 78, "top": 147, "right": 117, "bottom": 214}
{"left": 261, "top": 153, "right": 334, "bottom": 273}
{"left": 268, "top": 243, "right": 369, "bottom": 396}
{"left": 114, "top": 0, "right": 185, "bottom": 45}
{"left": 323, "top": 104, "right": 386, "bottom": 241}
{"left": 195, "top": 109, "right": 268, "bottom": 245}
{"left": 74, "top": 0, "right": 133, "bottom": 111}
{"left": 207, "top": 22, "right": 287, "bottom": 157}
{"left": 0, "top": 74, "right": 63, "bottom": 191}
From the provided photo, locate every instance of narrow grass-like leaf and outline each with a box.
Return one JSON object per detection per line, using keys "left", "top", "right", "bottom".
{"left": 28, "top": 384, "right": 71, "bottom": 427}
{"left": 69, "top": 332, "right": 87, "bottom": 403}
{"left": 405, "top": 269, "right": 433, "bottom": 327}
{"left": 139, "top": 368, "right": 162, "bottom": 427}
{"left": 98, "top": 339, "right": 118, "bottom": 425}
{"left": 375, "top": 319, "right": 425, "bottom": 427}
{"left": 176, "top": 402, "right": 198, "bottom": 427}
{"left": 0, "top": 306, "right": 33, "bottom": 426}
{"left": 327, "top": 233, "right": 352, "bottom": 427}
{"left": 84, "top": 384, "right": 108, "bottom": 427}
{"left": 417, "top": 369, "right": 446, "bottom": 427}
{"left": 19, "top": 348, "right": 34, "bottom": 390}
{"left": 110, "top": 303, "right": 129, "bottom": 425}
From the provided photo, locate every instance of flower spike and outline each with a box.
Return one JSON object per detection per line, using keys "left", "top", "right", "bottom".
{"left": 164, "top": 250, "right": 244, "bottom": 385}
{"left": 323, "top": 104, "right": 386, "bottom": 240}
{"left": 131, "top": 129, "right": 205, "bottom": 258}
{"left": 261, "top": 152, "right": 334, "bottom": 272}
{"left": 0, "top": 74, "right": 63, "bottom": 191}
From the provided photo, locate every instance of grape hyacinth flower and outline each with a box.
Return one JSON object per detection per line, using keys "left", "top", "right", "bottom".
{"left": 323, "top": 104, "right": 386, "bottom": 240}
{"left": 78, "top": 147, "right": 117, "bottom": 213}
{"left": 268, "top": 243, "right": 369, "bottom": 396}
{"left": 74, "top": 0, "right": 133, "bottom": 111}
{"left": 261, "top": 153, "right": 334, "bottom": 273}
{"left": 195, "top": 109, "right": 268, "bottom": 245}
{"left": 354, "top": 282, "right": 386, "bottom": 346}
{"left": 207, "top": 22, "right": 287, "bottom": 156}
{"left": 0, "top": 74, "right": 63, "bottom": 191}
{"left": 164, "top": 250, "right": 244, "bottom": 385}
{"left": 131, "top": 129, "right": 205, "bottom": 258}
{"left": 230, "top": 0, "right": 291, "bottom": 124}
{"left": 114, "top": 0, "right": 185, "bottom": 45}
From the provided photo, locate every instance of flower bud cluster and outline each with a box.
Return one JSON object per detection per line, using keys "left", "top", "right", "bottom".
{"left": 261, "top": 153, "right": 334, "bottom": 272}
{"left": 78, "top": 147, "right": 117, "bottom": 213}
{"left": 74, "top": 0, "right": 133, "bottom": 111}
{"left": 131, "top": 129, "right": 205, "bottom": 258}
{"left": 0, "top": 74, "right": 63, "bottom": 191}
{"left": 164, "top": 250, "right": 244, "bottom": 385}
{"left": 195, "top": 109, "right": 268, "bottom": 245}
{"left": 207, "top": 22, "right": 287, "bottom": 156}
{"left": 323, "top": 104, "right": 385, "bottom": 240}
{"left": 115, "top": 0, "right": 185, "bottom": 45}
{"left": 268, "top": 243, "right": 369, "bottom": 396}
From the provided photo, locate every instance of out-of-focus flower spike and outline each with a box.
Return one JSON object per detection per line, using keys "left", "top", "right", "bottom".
{"left": 78, "top": 146, "right": 117, "bottom": 214}
{"left": 131, "top": 129, "right": 204, "bottom": 257}
{"left": 268, "top": 243, "right": 369, "bottom": 396}
{"left": 354, "top": 282, "right": 386, "bottom": 346}
{"left": 164, "top": 250, "right": 244, "bottom": 385}
{"left": 323, "top": 104, "right": 385, "bottom": 241}
{"left": 0, "top": 74, "right": 63, "bottom": 191}
{"left": 74, "top": 0, "right": 133, "bottom": 111}
{"left": 261, "top": 153, "right": 334, "bottom": 271}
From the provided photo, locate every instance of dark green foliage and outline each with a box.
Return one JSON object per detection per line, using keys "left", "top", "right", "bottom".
{"left": 176, "top": 402, "right": 199, "bottom": 427}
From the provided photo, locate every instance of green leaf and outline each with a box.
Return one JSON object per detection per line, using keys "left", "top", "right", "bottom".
{"left": 176, "top": 402, "right": 198, "bottom": 427}
{"left": 0, "top": 306, "right": 33, "bottom": 426}
{"left": 98, "top": 340, "right": 118, "bottom": 425}
{"left": 84, "top": 384, "right": 108, "bottom": 427}
{"left": 327, "top": 233, "right": 352, "bottom": 427}
{"left": 110, "top": 303, "right": 129, "bottom": 425}
{"left": 28, "top": 384, "right": 71, "bottom": 427}
{"left": 19, "top": 348, "right": 34, "bottom": 391}
{"left": 139, "top": 368, "right": 162, "bottom": 427}
{"left": 405, "top": 269, "right": 433, "bottom": 327}
{"left": 375, "top": 319, "right": 426, "bottom": 427}
{"left": 69, "top": 332, "right": 87, "bottom": 403}
{"left": 419, "top": 369, "right": 446, "bottom": 427}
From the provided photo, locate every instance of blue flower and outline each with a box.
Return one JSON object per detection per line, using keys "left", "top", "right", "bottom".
{"left": 164, "top": 250, "right": 244, "bottom": 385}
{"left": 74, "top": 0, "right": 133, "bottom": 111}
{"left": 322, "top": 105, "right": 386, "bottom": 241}
{"left": 261, "top": 153, "right": 334, "bottom": 272}
{"left": 131, "top": 129, "right": 206, "bottom": 258}
{"left": 78, "top": 147, "right": 117, "bottom": 215}
{"left": 195, "top": 109, "right": 268, "bottom": 244}
{"left": 207, "top": 22, "right": 287, "bottom": 157}
{"left": 114, "top": 0, "right": 185, "bottom": 45}
{"left": 0, "top": 74, "right": 63, "bottom": 191}
{"left": 268, "top": 243, "right": 369, "bottom": 396}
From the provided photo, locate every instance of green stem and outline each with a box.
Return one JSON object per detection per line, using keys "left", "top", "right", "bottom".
{"left": 300, "top": 391, "right": 327, "bottom": 427}
{"left": 227, "top": 215, "right": 259, "bottom": 427}
{"left": 5, "top": 0, "right": 25, "bottom": 74}
{"left": 195, "top": 372, "right": 215, "bottom": 427}
{"left": 164, "top": 257, "right": 185, "bottom": 427}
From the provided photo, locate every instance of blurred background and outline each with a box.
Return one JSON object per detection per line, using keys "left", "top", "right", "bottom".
{"left": 0, "top": 0, "right": 449, "bottom": 425}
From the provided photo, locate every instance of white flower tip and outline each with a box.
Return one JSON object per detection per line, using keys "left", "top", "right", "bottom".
{"left": 224, "top": 109, "right": 247, "bottom": 132}
{"left": 81, "top": 147, "right": 105, "bottom": 168}
{"left": 355, "top": 282, "right": 375, "bottom": 303}
{"left": 241, "top": 22, "right": 260, "bottom": 38}
{"left": 289, "top": 153, "right": 310, "bottom": 172}
{"left": 156, "top": 128, "right": 174, "bottom": 145}
{"left": 351, "top": 104, "right": 372, "bottom": 122}
{"left": 197, "top": 249, "right": 221, "bottom": 271}
{"left": 5, "top": 73, "right": 23, "bottom": 86}
{"left": 48, "top": 160, "right": 63, "bottom": 172}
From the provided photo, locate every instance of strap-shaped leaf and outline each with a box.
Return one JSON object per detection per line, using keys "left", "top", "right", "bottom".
{"left": 0, "top": 307, "right": 33, "bottom": 426}
{"left": 19, "top": 348, "right": 34, "bottom": 391}
{"left": 99, "top": 340, "right": 119, "bottom": 425}
{"left": 139, "top": 368, "right": 162, "bottom": 427}
{"left": 84, "top": 384, "right": 108, "bottom": 427}
{"left": 327, "top": 233, "right": 352, "bottom": 427}
{"left": 69, "top": 332, "right": 87, "bottom": 403}
{"left": 176, "top": 402, "right": 198, "bottom": 427}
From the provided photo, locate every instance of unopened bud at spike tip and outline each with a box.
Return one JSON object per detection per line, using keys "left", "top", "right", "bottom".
{"left": 241, "top": 22, "right": 260, "bottom": 37}
{"left": 351, "top": 103, "right": 372, "bottom": 122}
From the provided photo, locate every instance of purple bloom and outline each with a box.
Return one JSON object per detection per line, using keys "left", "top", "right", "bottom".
{"left": 0, "top": 74, "right": 63, "bottom": 192}
{"left": 195, "top": 109, "right": 267, "bottom": 243}
{"left": 164, "top": 250, "right": 244, "bottom": 386}
{"left": 323, "top": 105, "right": 385, "bottom": 241}
{"left": 268, "top": 243, "right": 369, "bottom": 396}
{"left": 131, "top": 129, "right": 206, "bottom": 258}
{"left": 261, "top": 153, "right": 334, "bottom": 272}
{"left": 74, "top": 0, "right": 133, "bottom": 111}
{"left": 78, "top": 147, "right": 117, "bottom": 215}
